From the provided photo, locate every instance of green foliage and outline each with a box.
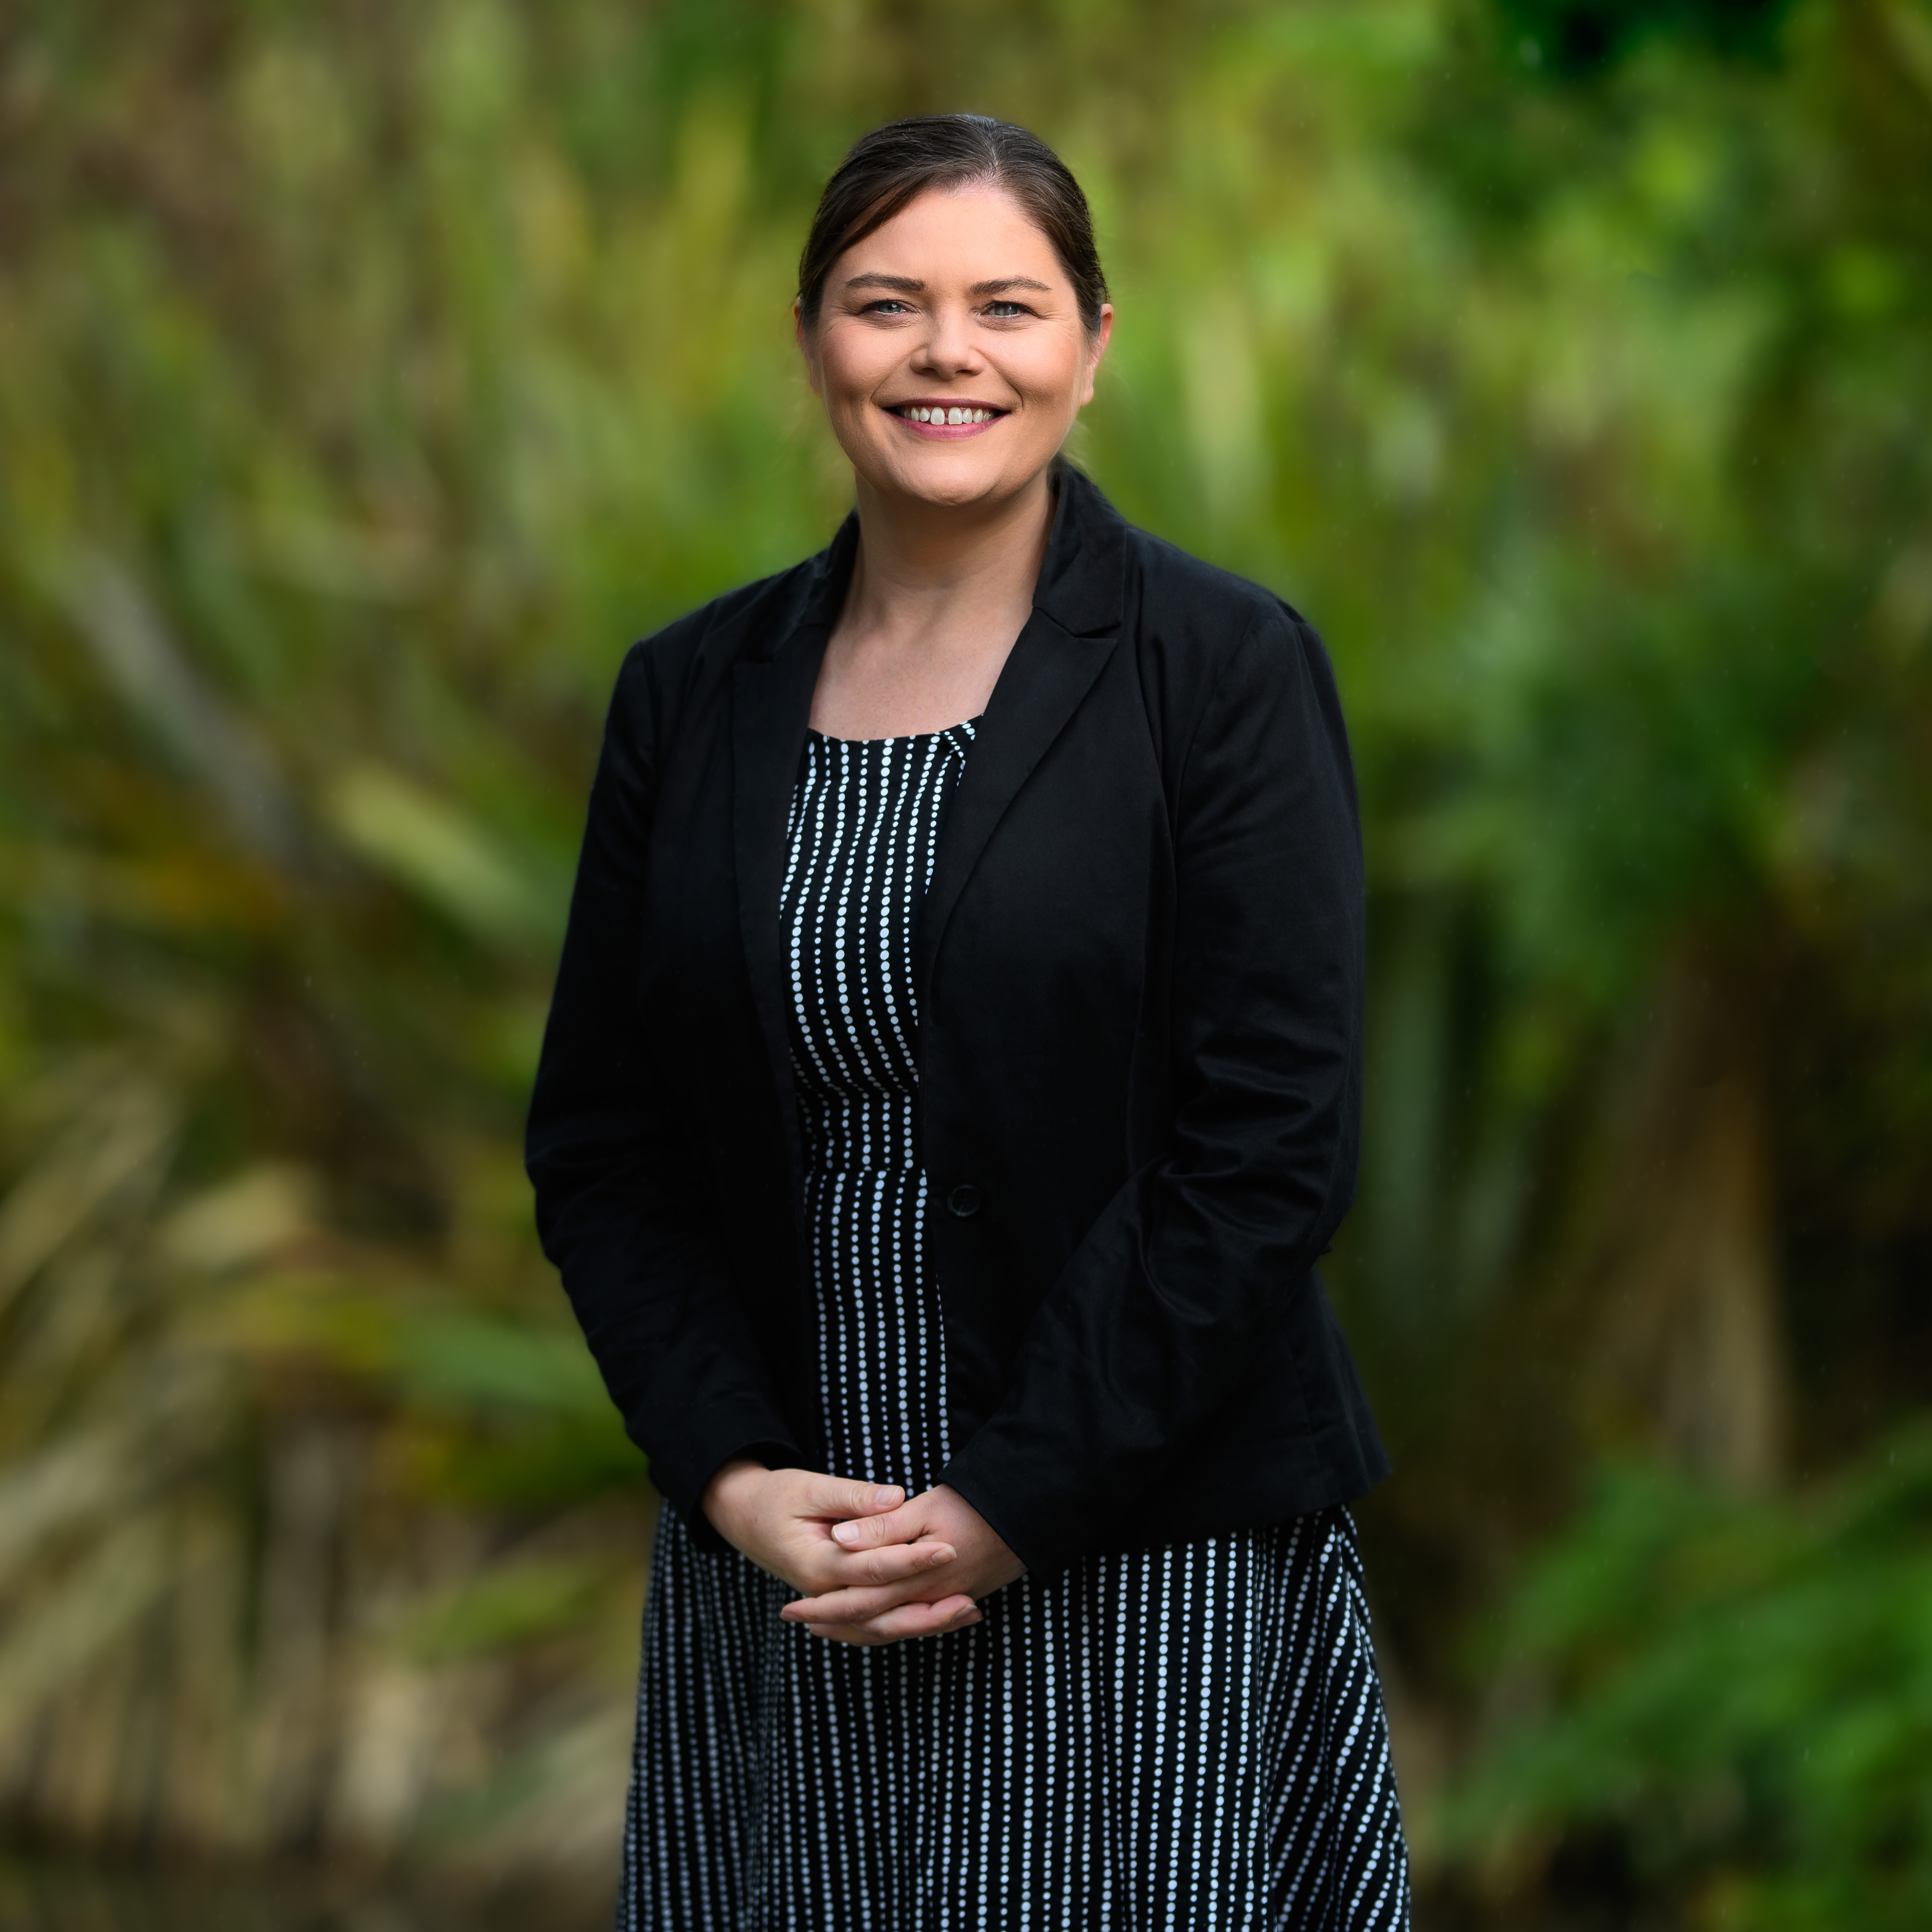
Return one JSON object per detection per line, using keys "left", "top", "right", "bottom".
{"left": 1450, "top": 1432, "right": 1932, "bottom": 1926}
{"left": 1497, "top": 0, "right": 1794, "bottom": 76}
{"left": 0, "top": 0, "right": 1927, "bottom": 1908}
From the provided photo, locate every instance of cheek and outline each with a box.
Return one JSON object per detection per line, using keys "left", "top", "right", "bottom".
{"left": 817, "top": 330, "right": 894, "bottom": 411}
{"left": 1006, "top": 334, "right": 1090, "bottom": 408}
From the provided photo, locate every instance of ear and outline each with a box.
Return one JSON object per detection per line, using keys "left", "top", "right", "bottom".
{"left": 1076, "top": 303, "right": 1115, "bottom": 408}
{"left": 794, "top": 297, "right": 824, "bottom": 399}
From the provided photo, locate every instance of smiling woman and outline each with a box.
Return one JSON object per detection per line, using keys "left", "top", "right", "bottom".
{"left": 527, "top": 114, "right": 1411, "bottom": 1929}
{"left": 794, "top": 143, "right": 1112, "bottom": 740}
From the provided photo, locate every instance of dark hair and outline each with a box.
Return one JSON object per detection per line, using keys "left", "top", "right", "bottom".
{"left": 797, "top": 114, "right": 1109, "bottom": 334}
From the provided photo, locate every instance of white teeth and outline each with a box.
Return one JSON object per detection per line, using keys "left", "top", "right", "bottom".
{"left": 901, "top": 404, "right": 1000, "bottom": 425}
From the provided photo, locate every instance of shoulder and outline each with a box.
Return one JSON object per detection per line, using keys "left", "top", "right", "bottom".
{"left": 1110, "top": 519, "right": 1334, "bottom": 734}
{"left": 599, "top": 529, "right": 848, "bottom": 764}
{"left": 1046, "top": 462, "right": 1322, "bottom": 686}
{"left": 1129, "top": 523, "right": 1315, "bottom": 637}
{"left": 1054, "top": 466, "right": 1315, "bottom": 672}
{"left": 612, "top": 553, "right": 825, "bottom": 712}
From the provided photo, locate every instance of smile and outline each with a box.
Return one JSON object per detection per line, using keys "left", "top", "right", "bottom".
{"left": 886, "top": 402, "right": 1008, "bottom": 435}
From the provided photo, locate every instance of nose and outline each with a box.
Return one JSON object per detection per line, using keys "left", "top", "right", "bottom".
{"left": 910, "top": 301, "right": 985, "bottom": 379}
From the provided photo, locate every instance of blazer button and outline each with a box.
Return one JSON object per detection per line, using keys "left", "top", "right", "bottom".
{"left": 946, "top": 1183, "right": 982, "bottom": 1218}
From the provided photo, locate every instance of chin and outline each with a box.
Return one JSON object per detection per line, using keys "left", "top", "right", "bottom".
{"left": 883, "top": 457, "right": 1027, "bottom": 511}
{"left": 907, "top": 477, "right": 1002, "bottom": 509}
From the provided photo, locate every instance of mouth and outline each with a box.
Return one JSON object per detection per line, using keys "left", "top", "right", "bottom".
{"left": 884, "top": 400, "right": 1010, "bottom": 439}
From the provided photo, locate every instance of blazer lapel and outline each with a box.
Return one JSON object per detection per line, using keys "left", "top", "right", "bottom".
{"left": 731, "top": 514, "right": 857, "bottom": 1165}
{"left": 733, "top": 540, "right": 845, "bottom": 1197}
{"left": 914, "top": 611, "right": 1118, "bottom": 1009}
{"left": 737, "top": 471, "right": 1128, "bottom": 1087}
{"left": 914, "top": 465, "right": 1127, "bottom": 1009}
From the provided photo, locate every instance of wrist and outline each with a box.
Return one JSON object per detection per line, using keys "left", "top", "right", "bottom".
{"left": 701, "top": 1456, "right": 769, "bottom": 1541}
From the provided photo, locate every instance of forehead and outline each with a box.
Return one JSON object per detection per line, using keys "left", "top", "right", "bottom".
{"left": 837, "top": 182, "right": 1067, "bottom": 282}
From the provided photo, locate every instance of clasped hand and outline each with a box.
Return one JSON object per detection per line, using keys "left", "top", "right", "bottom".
{"left": 701, "top": 1459, "right": 1024, "bottom": 1646}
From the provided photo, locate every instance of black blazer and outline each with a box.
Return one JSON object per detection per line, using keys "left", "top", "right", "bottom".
{"left": 527, "top": 465, "right": 1388, "bottom": 1579}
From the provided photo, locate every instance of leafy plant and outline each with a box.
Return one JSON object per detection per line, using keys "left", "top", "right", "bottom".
{"left": 0, "top": 0, "right": 1927, "bottom": 1912}
{"left": 1448, "top": 1431, "right": 1932, "bottom": 1926}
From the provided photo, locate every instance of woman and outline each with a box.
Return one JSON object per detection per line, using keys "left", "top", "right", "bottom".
{"left": 528, "top": 114, "right": 1409, "bottom": 1929}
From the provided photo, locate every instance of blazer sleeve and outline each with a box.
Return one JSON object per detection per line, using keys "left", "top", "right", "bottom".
{"left": 940, "top": 606, "right": 1365, "bottom": 1576}
{"left": 526, "top": 642, "right": 799, "bottom": 1547}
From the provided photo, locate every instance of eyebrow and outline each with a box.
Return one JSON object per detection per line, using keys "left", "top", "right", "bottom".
{"left": 841, "top": 273, "right": 1055, "bottom": 296}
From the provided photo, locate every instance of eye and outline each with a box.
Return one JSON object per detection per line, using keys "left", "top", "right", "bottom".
{"left": 984, "top": 300, "right": 1032, "bottom": 319}
{"left": 862, "top": 299, "right": 913, "bottom": 316}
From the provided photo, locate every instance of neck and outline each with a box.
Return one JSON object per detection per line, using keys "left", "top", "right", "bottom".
{"left": 841, "top": 465, "right": 1055, "bottom": 646}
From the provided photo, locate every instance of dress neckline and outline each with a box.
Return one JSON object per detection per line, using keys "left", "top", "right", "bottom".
{"left": 806, "top": 716, "right": 980, "bottom": 746}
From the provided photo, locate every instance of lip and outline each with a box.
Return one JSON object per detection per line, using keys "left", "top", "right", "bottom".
{"left": 881, "top": 399, "right": 1011, "bottom": 441}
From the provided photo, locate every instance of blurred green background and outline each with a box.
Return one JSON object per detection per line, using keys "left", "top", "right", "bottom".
{"left": 1, "top": 0, "right": 1928, "bottom": 1925}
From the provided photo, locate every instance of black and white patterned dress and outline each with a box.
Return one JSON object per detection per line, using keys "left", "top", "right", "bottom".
{"left": 621, "top": 722, "right": 1410, "bottom": 1930}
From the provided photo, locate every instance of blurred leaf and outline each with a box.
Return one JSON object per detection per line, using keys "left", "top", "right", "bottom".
{"left": 323, "top": 765, "right": 562, "bottom": 949}
{"left": 385, "top": 1307, "right": 612, "bottom": 1420}
{"left": 1448, "top": 1429, "right": 1932, "bottom": 1925}
{"left": 391, "top": 1555, "right": 613, "bottom": 1664}
{"left": 0, "top": 0, "right": 1927, "bottom": 1905}
{"left": 159, "top": 1164, "right": 321, "bottom": 1275}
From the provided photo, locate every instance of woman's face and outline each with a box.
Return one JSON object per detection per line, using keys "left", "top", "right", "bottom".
{"left": 798, "top": 183, "right": 1112, "bottom": 513}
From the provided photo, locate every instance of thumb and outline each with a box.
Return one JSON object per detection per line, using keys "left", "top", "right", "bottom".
{"left": 804, "top": 1474, "right": 903, "bottom": 1520}
{"left": 831, "top": 1501, "right": 919, "bottom": 1550}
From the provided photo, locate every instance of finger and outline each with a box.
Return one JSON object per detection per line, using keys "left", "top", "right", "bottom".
{"left": 803, "top": 1621, "right": 896, "bottom": 1647}
{"left": 790, "top": 1538, "right": 953, "bottom": 1600}
{"left": 783, "top": 1573, "right": 964, "bottom": 1625}
{"left": 802, "top": 1598, "right": 981, "bottom": 1646}
{"left": 830, "top": 1501, "right": 920, "bottom": 1551}
{"left": 783, "top": 1579, "right": 924, "bottom": 1625}
{"left": 783, "top": 1585, "right": 902, "bottom": 1625}
{"left": 803, "top": 1475, "right": 904, "bottom": 1519}
{"left": 848, "top": 1597, "right": 982, "bottom": 1643}
{"left": 795, "top": 1540, "right": 955, "bottom": 1593}
{"left": 839, "top": 1540, "right": 955, "bottom": 1588}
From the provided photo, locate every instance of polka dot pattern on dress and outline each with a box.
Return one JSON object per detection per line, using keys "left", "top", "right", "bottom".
{"left": 618, "top": 718, "right": 1411, "bottom": 1930}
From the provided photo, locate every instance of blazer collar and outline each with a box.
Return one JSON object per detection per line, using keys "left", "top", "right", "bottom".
{"left": 911, "top": 464, "right": 1127, "bottom": 1006}
{"left": 735, "top": 460, "right": 1129, "bottom": 1117}
{"left": 791, "top": 510, "right": 860, "bottom": 644}
{"left": 1030, "top": 459, "right": 1127, "bottom": 638}
{"left": 760, "top": 457, "right": 1126, "bottom": 659}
